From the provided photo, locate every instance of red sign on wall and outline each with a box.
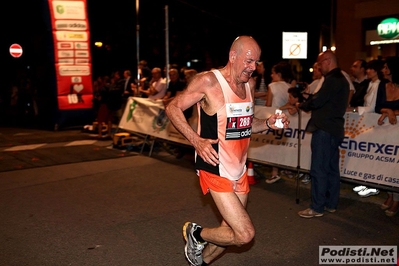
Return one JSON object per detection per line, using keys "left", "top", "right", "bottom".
{"left": 9, "top": 43, "right": 23, "bottom": 58}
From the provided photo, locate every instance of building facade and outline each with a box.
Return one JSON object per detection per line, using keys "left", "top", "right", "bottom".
{"left": 335, "top": 0, "right": 399, "bottom": 73}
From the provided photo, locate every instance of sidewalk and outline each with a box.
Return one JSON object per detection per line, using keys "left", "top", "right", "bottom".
{"left": 0, "top": 126, "right": 136, "bottom": 173}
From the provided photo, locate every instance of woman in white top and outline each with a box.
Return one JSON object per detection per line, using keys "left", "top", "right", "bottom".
{"left": 265, "top": 61, "right": 294, "bottom": 184}
{"left": 266, "top": 61, "right": 293, "bottom": 108}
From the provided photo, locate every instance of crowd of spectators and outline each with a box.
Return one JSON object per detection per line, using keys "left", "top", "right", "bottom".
{"left": 91, "top": 61, "right": 199, "bottom": 142}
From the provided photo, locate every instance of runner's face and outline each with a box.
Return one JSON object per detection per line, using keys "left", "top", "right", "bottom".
{"left": 237, "top": 48, "right": 259, "bottom": 82}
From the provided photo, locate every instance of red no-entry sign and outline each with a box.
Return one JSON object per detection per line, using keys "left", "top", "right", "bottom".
{"left": 9, "top": 43, "right": 23, "bottom": 58}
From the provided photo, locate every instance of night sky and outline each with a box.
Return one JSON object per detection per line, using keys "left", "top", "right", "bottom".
{"left": 3, "top": 0, "right": 331, "bottom": 85}
{"left": 87, "top": 0, "right": 332, "bottom": 76}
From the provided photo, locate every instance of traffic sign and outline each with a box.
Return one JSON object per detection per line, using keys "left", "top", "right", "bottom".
{"left": 9, "top": 43, "right": 23, "bottom": 58}
{"left": 282, "top": 32, "right": 308, "bottom": 59}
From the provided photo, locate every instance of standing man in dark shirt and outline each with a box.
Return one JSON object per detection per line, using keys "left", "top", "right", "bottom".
{"left": 122, "top": 70, "right": 135, "bottom": 97}
{"left": 108, "top": 70, "right": 125, "bottom": 123}
{"left": 349, "top": 59, "right": 369, "bottom": 108}
{"left": 121, "top": 70, "right": 135, "bottom": 115}
{"left": 297, "top": 50, "right": 349, "bottom": 218}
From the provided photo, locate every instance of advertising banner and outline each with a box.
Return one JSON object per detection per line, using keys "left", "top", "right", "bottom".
{"left": 47, "top": 0, "right": 93, "bottom": 110}
{"left": 250, "top": 106, "right": 399, "bottom": 189}
{"left": 118, "top": 97, "right": 197, "bottom": 145}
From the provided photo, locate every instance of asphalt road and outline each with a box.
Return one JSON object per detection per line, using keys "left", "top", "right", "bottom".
{"left": 0, "top": 126, "right": 398, "bottom": 266}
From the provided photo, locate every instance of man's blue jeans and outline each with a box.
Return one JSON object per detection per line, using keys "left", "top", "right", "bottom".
{"left": 310, "top": 129, "right": 342, "bottom": 213}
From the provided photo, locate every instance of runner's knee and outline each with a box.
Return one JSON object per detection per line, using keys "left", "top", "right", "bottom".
{"left": 234, "top": 226, "right": 255, "bottom": 246}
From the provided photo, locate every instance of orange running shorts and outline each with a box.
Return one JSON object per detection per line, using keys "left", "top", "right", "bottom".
{"left": 198, "top": 170, "right": 250, "bottom": 195}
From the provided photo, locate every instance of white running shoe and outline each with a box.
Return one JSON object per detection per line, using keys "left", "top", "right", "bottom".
{"left": 358, "top": 188, "right": 379, "bottom": 197}
{"left": 352, "top": 185, "right": 367, "bottom": 192}
{"left": 301, "top": 174, "right": 311, "bottom": 184}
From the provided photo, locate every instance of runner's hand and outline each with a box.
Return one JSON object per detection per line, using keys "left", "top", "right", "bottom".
{"left": 194, "top": 138, "right": 219, "bottom": 166}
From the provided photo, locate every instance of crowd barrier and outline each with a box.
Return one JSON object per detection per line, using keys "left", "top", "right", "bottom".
{"left": 119, "top": 97, "right": 399, "bottom": 191}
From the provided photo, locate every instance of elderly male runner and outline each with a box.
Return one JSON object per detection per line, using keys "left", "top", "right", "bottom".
{"left": 165, "top": 36, "right": 290, "bottom": 266}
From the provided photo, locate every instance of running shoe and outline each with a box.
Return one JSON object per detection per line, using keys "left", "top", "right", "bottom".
{"left": 265, "top": 175, "right": 281, "bottom": 184}
{"left": 352, "top": 185, "right": 366, "bottom": 192}
{"left": 183, "top": 222, "right": 207, "bottom": 266}
{"left": 301, "top": 174, "right": 311, "bottom": 184}
{"left": 358, "top": 188, "right": 379, "bottom": 197}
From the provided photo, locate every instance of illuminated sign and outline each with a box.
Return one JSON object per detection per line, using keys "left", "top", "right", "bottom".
{"left": 377, "top": 17, "right": 399, "bottom": 39}
{"left": 282, "top": 32, "right": 308, "bottom": 59}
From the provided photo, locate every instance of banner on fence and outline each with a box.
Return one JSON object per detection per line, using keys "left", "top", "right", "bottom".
{"left": 119, "top": 97, "right": 399, "bottom": 189}
{"left": 118, "top": 97, "right": 196, "bottom": 145}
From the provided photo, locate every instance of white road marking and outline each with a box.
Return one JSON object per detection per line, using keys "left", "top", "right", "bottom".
{"left": 64, "top": 140, "right": 97, "bottom": 146}
{"left": 5, "top": 144, "right": 47, "bottom": 151}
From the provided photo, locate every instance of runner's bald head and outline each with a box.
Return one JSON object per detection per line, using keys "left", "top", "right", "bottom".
{"left": 230, "top": 36, "right": 261, "bottom": 56}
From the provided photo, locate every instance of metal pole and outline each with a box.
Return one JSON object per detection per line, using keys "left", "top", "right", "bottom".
{"left": 136, "top": 0, "right": 140, "bottom": 83}
{"left": 165, "top": 5, "right": 169, "bottom": 83}
{"left": 295, "top": 110, "right": 302, "bottom": 204}
{"left": 330, "top": 0, "right": 334, "bottom": 47}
